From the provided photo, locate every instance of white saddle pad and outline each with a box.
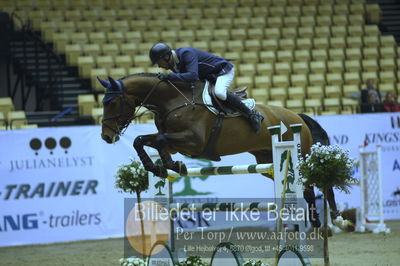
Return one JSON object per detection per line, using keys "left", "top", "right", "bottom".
{"left": 202, "top": 80, "right": 256, "bottom": 117}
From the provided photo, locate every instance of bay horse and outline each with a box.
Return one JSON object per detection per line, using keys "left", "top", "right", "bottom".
{"left": 99, "top": 73, "right": 348, "bottom": 229}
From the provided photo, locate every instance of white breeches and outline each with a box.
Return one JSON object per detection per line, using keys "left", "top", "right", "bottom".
{"left": 214, "top": 67, "right": 234, "bottom": 101}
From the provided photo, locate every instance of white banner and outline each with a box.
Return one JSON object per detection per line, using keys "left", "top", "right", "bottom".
{"left": 0, "top": 113, "right": 399, "bottom": 247}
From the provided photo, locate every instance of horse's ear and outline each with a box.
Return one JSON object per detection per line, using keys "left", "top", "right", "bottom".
{"left": 97, "top": 77, "right": 110, "bottom": 89}
{"left": 108, "top": 76, "right": 120, "bottom": 90}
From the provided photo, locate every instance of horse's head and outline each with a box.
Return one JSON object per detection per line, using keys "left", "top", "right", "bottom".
{"left": 98, "top": 76, "right": 137, "bottom": 144}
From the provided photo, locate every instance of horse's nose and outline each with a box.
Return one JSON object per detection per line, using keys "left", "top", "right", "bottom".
{"left": 102, "top": 134, "right": 112, "bottom": 144}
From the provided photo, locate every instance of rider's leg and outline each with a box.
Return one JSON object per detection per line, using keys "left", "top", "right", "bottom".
{"left": 214, "top": 68, "right": 264, "bottom": 133}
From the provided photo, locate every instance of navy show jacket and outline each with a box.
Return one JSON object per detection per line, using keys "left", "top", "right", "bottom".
{"left": 166, "top": 47, "right": 234, "bottom": 83}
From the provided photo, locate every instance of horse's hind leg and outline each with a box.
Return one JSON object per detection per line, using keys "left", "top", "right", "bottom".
{"left": 249, "top": 149, "right": 273, "bottom": 179}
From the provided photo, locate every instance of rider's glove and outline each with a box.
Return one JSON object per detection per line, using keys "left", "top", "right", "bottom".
{"left": 157, "top": 73, "right": 170, "bottom": 81}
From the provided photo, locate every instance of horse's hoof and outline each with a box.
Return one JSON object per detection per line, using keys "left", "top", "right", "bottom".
{"left": 154, "top": 166, "right": 168, "bottom": 178}
{"left": 178, "top": 161, "right": 188, "bottom": 176}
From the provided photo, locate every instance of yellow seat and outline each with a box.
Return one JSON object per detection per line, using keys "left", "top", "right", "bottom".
{"left": 250, "top": 88, "right": 268, "bottom": 103}
{"left": 380, "top": 47, "right": 396, "bottom": 59}
{"left": 20, "top": 124, "right": 38, "bottom": 129}
{"left": 290, "top": 74, "right": 308, "bottom": 87}
{"left": 310, "top": 61, "right": 326, "bottom": 73}
{"left": 254, "top": 76, "right": 272, "bottom": 88}
{"left": 266, "top": 100, "right": 285, "bottom": 107}
{"left": 270, "top": 6, "right": 286, "bottom": 17}
{"left": 216, "top": 18, "right": 233, "bottom": 30}
{"left": 248, "top": 28, "right": 264, "bottom": 40}
{"left": 286, "top": 99, "right": 304, "bottom": 112}
{"left": 236, "top": 76, "right": 254, "bottom": 88}
{"left": 365, "top": 3, "right": 381, "bottom": 24}
{"left": 288, "top": 86, "right": 306, "bottom": 99}
{"left": 348, "top": 25, "right": 364, "bottom": 36}
{"left": 379, "top": 83, "right": 396, "bottom": 94}
{"left": 327, "top": 60, "right": 344, "bottom": 73}
{"left": 0, "top": 112, "right": 6, "bottom": 128}
{"left": 256, "top": 63, "right": 274, "bottom": 75}
{"left": 294, "top": 50, "right": 311, "bottom": 62}
{"left": 52, "top": 32, "right": 71, "bottom": 54}
{"left": 281, "top": 27, "right": 298, "bottom": 39}
{"left": 231, "top": 28, "right": 247, "bottom": 40}
{"left": 272, "top": 75, "right": 289, "bottom": 88}
{"left": 284, "top": 16, "right": 299, "bottom": 27}
{"left": 314, "top": 26, "right": 331, "bottom": 38}
{"left": 264, "top": 28, "right": 281, "bottom": 39}
{"left": 275, "top": 62, "right": 291, "bottom": 74}
{"left": 296, "top": 38, "right": 312, "bottom": 50}
{"left": 362, "top": 72, "right": 379, "bottom": 84}
{"left": 363, "top": 36, "right": 380, "bottom": 47}
{"left": 325, "top": 85, "right": 343, "bottom": 97}
{"left": 313, "top": 37, "right": 329, "bottom": 49}
{"left": 242, "top": 51, "right": 260, "bottom": 64}
{"left": 362, "top": 59, "right": 378, "bottom": 72}
{"left": 330, "top": 37, "right": 346, "bottom": 49}
{"left": 91, "top": 68, "right": 108, "bottom": 92}
{"left": 107, "top": 32, "right": 125, "bottom": 45}
{"left": 96, "top": 55, "right": 114, "bottom": 72}
{"left": 344, "top": 72, "right": 361, "bottom": 85}
{"left": 83, "top": 44, "right": 101, "bottom": 57}
{"left": 364, "top": 25, "right": 380, "bottom": 36}
{"left": 323, "top": 97, "right": 341, "bottom": 113}
{"left": 0, "top": 97, "right": 14, "bottom": 120}
{"left": 250, "top": 17, "right": 266, "bottom": 28}
{"left": 195, "top": 29, "right": 213, "bottom": 41}
{"left": 344, "top": 60, "right": 361, "bottom": 72}
{"left": 109, "top": 68, "right": 127, "bottom": 78}
{"left": 318, "top": 5, "right": 333, "bottom": 16}
{"left": 245, "top": 40, "right": 262, "bottom": 51}
{"left": 300, "top": 16, "right": 316, "bottom": 27}
{"left": 277, "top": 50, "right": 293, "bottom": 62}
{"left": 326, "top": 73, "right": 343, "bottom": 86}
{"left": 342, "top": 98, "right": 358, "bottom": 113}
{"left": 328, "top": 48, "right": 345, "bottom": 61}
{"left": 71, "top": 32, "right": 88, "bottom": 46}
{"left": 120, "top": 43, "right": 138, "bottom": 55}
{"left": 77, "top": 56, "right": 95, "bottom": 78}
{"left": 379, "top": 59, "right": 396, "bottom": 71}
{"left": 306, "top": 86, "right": 324, "bottom": 99}
{"left": 270, "top": 87, "right": 288, "bottom": 101}
{"left": 148, "top": 19, "right": 166, "bottom": 31}
{"left": 259, "top": 51, "right": 276, "bottom": 62}
{"left": 343, "top": 84, "right": 359, "bottom": 95}
{"left": 65, "top": 44, "right": 82, "bottom": 65}
{"left": 331, "top": 26, "right": 347, "bottom": 37}
{"left": 261, "top": 39, "right": 278, "bottom": 51}
{"left": 143, "top": 31, "right": 160, "bottom": 43}
{"left": 347, "top": 36, "right": 363, "bottom": 48}
{"left": 292, "top": 61, "right": 309, "bottom": 74}
{"left": 128, "top": 67, "right": 146, "bottom": 75}
{"left": 308, "top": 74, "right": 326, "bottom": 86}
{"left": 238, "top": 64, "right": 256, "bottom": 76}
{"left": 8, "top": 111, "right": 27, "bottom": 129}
{"left": 94, "top": 21, "right": 112, "bottom": 32}
{"left": 179, "top": 30, "right": 196, "bottom": 42}
{"left": 268, "top": 17, "right": 283, "bottom": 28}
{"left": 362, "top": 48, "right": 379, "bottom": 60}
{"left": 346, "top": 48, "right": 362, "bottom": 60}
{"left": 227, "top": 40, "right": 243, "bottom": 52}
{"left": 233, "top": 17, "right": 250, "bottom": 29}
{"left": 380, "top": 35, "right": 396, "bottom": 47}
{"left": 115, "top": 55, "right": 133, "bottom": 71}
{"left": 302, "top": 5, "right": 317, "bottom": 16}
{"left": 78, "top": 94, "right": 96, "bottom": 116}
{"left": 125, "top": 31, "right": 143, "bottom": 43}
{"left": 304, "top": 98, "right": 322, "bottom": 115}
{"left": 279, "top": 39, "right": 295, "bottom": 51}
{"left": 210, "top": 41, "right": 227, "bottom": 53}
{"left": 111, "top": 20, "right": 130, "bottom": 32}
{"left": 333, "top": 15, "right": 348, "bottom": 26}
{"left": 311, "top": 49, "right": 328, "bottom": 61}
{"left": 133, "top": 55, "right": 150, "bottom": 68}
{"left": 379, "top": 71, "right": 397, "bottom": 84}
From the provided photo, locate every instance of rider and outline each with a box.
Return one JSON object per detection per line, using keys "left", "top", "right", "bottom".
{"left": 149, "top": 43, "right": 264, "bottom": 133}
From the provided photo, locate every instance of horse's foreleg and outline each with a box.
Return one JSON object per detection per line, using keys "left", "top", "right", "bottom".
{"left": 154, "top": 134, "right": 188, "bottom": 176}
{"left": 326, "top": 187, "right": 354, "bottom": 231}
{"left": 303, "top": 186, "right": 321, "bottom": 228}
{"left": 133, "top": 135, "right": 168, "bottom": 178}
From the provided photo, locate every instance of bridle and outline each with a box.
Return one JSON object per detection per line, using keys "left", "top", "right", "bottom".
{"left": 101, "top": 80, "right": 163, "bottom": 136}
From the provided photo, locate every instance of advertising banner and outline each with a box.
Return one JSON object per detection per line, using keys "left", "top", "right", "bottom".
{"left": 0, "top": 113, "right": 399, "bottom": 247}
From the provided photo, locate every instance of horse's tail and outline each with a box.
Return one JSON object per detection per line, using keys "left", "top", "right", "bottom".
{"left": 298, "top": 113, "right": 330, "bottom": 145}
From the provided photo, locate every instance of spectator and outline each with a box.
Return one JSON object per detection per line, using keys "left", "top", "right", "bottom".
{"left": 361, "top": 91, "right": 385, "bottom": 113}
{"left": 347, "top": 79, "right": 385, "bottom": 113}
{"left": 383, "top": 92, "right": 400, "bottom": 112}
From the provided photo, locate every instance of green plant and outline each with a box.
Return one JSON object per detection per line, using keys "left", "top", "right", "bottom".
{"left": 115, "top": 159, "right": 148, "bottom": 194}
{"left": 178, "top": 256, "right": 209, "bottom": 266}
{"left": 297, "top": 142, "right": 357, "bottom": 193}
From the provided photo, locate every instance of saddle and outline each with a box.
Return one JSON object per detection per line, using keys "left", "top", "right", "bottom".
{"left": 202, "top": 81, "right": 256, "bottom": 117}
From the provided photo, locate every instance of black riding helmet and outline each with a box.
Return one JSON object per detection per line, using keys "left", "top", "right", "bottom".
{"left": 149, "top": 43, "right": 172, "bottom": 65}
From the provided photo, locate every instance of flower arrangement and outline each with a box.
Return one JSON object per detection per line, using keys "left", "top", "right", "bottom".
{"left": 243, "top": 259, "right": 269, "bottom": 266}
{"left": 297, "top": 142, "right": 357, "bottom": 193}
{"left": 297, "top": 142, "right": 356, "bottom": 266}
{"left": 119, "top": 257, "right": 146, "bottom": 266}
{"left": 115, "top": 158, "right": 148, "bottom": 194}
{"left": 178, "top": 256, "right": 209, "bottom": 266}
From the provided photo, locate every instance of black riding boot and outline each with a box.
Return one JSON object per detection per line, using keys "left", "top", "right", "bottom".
{"left": 225, "top": 92, "right": 264, "bottom": 133}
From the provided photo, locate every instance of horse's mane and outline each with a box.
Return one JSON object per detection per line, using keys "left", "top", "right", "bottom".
{"left": 121, "top": 72, "right": 158, "bottom": 80}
